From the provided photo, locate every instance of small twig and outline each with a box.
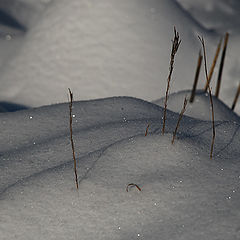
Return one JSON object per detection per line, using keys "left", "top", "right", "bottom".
{"left": 68, "top": 88, "right": 79, "bottom": 189}
{"left": 145, "top": 124, "right": 150, "bottom": 136}
{"left": 198, "top": 36, "right": 209, "bottom": 84}
{"left": 204, "top": 37, "right": 222, "bottom": 92}
{"left": 209, "top": 88, "right": 215, "bottom": 159}
{"left": 190, "top": 50, "right": 202, "bottom": 103}
{"left": 215, "top": 32, "right": 229, "bottom": 98}
{"left": 172, "top": 97, "right": 188, "bottom": 144}
{"left": 162, "top": 27, "right": 181, "bottom": 135}
{"left": 231, "top": 82, "right": 240, "bottom": 110}
{"left": 199, "top": 37, "right": 216, "bottom": 159}
{"left": 126, "top": 183, "right": 142, "bottom": 192}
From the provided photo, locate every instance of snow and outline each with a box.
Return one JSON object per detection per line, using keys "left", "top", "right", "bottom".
{"left": 0, "top": 0, "right": 226, "bottom": 108}
{"left": 153, "top": 90, "right": 240, "bottom": 122}
{"left": 176, "top": 0, "right": 240, "bottom": 33}
{"left": 0, "top": 0, "right": 51, "bottom": 78}
{"left": 1, "top": 95, "right": 240, "bottom": 239}
{"left": 0, "top": 1, "right": 240, "bottom": 239}
{"left": 0, "top": 0, "right": 239, "bottom": 112}
{"left": 176, "top": 0, "right": 240, "bottom": 113}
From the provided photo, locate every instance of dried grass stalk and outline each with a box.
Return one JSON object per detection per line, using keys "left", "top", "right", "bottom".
{"left": 126, "top": 183, "right": 141, "bottom": 192}
{"left": 190, "top": 50, "right": 202, "bottom": 103}
{"left": 204, "top": 38, "right": 222, "bottom": 92}
{"left": 68, "top": 88, "right": 79, "bottom": 189}
{"left": 145, "top": 124, "right": 150, "bottom": 136}
{"left": 231, "top": 82, "right": 240, "bottom": 110}
{"left": 215, "top": 33, "right": 229, "bottom": 98}
{"left": 209, "top": 88, "right": 215, "bottom": 159}
{"left": 198, "top": 37, "right": 216, "bottom": 159}
{"left": 198, "top": 36, "right": 209, "bottom": 84}
{"left": 162, "top": 27, "right": 181, "bottom": 135}
{"left": 172, "top": 97, "right": 188, "bottom": 144}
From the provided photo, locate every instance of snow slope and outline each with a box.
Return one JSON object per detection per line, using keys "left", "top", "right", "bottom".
{"left": 0, "top": 0, "right": 52, "bottom": 74}
{"left": 176, "top": 0, "right": 240, "bottom": 113}
{"left": 1, "top": 95, "right": 240, "bottom": 239}
{"left": 0, "top": 0, "right": 238, "bottom": 113}
{"left": 153, "top": 90, "right": 240, "bottom": 122}
{"left": 0, "top": 0, "right": 219, "bottom": 107}
{"left": 176, "top": 0, "right": 240, "bottom": 33}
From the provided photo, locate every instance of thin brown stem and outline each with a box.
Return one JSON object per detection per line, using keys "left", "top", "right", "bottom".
{"left": 162, "top": 27, "right": 181, "bottom": 135}
{"left": 126, "top": 183, "right": 142, "bottom": 192}
{"left": 204, "top": 37, "right": 222, "bottom": 92}
{"left": 231, "top": 82, "right": 240, "bottom": 110}
{"left": 199, "top": 37, "right": 216, "bottom": 159}
{"left": 190, "top": 50, "right": 202, "bottom": 103}
{"left": 68, "top": 88, "right": 79, "bottom": 189}
{"left": 172, "top": 97, "right": 188, "bottom": 144}
{"left": 145, "top": 124, "right": 150, "bottom": 136}
{"left": 198, "top": 36, "right": 209, "bottom": 83}
{"left": 209, "top": 88, "right": 215, "bottom": 159}
{"left": 215, "top": 32, "right": 229, "bottom": 98}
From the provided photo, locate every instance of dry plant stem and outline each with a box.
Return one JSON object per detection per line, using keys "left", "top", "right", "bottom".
{"left": 145, "top": 124, "right": 150, "bottom": 136}
{"left": 199, "top": 37, "right": 216, "bottom": 159}
{"left": 198, "top": 36, "right": 209, "bottom": 83}
{"left": 231, "top": 82, "right": 240, "bottom": 110}
{"left": 209, "top": 88, "right": 215, "bottom": 159}
{"left": 162, "top": 27, "right": 181, "bottom": 135}
{"left": 172, "top": 97, "right": 188, "bottom": 144}
{"left": 204, "top": 38, "right": 222, "bottom": 92}
{"left": 215, "top": 33, "right": 229, "bottom": 98}
{"left": 190, "top": 51, "right": 202, "bottom": 103}
{"left": 68, "top": 88, "right": 79, "bottom": 189}
{"left": 126, "top": 183, "right": 141, "bottom": 192}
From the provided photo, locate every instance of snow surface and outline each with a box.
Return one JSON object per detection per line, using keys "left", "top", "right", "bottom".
{"left": 0, "top": 0, "right": 239, "bottom": 113}
{"left": 1, "top": 94, "right": 240, "bottom": 239}
{"left": 0, "top": 0, "right": 51, "bottom": 73}
{"left": 176, "top": 0, "right": 240, "bottom": 33}
{"left": 0, "top": 1, "right": 240, "bottom": 239}
{"left": 153, "top": 90, "right": 240, "bottom": 122}
{"left": 176, "top": 0, "right": 240, "bottom": 114}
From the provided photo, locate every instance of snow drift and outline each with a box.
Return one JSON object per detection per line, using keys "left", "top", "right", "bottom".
{"left": 0, "top": 94, "right": 240, "bottom": 239}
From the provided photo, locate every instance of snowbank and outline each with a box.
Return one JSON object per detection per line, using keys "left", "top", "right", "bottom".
{"left": 153, "top": 90, "right": 240, "bottom": 122}
{"left": 0, "top": 0, "right": 218, "bottom": 107}
{"left": 1, "top": 95, "right": 240, "bottom": 239}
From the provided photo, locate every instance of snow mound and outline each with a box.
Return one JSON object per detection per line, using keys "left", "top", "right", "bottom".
{"left": 153, "top": 90, "right": 240, "bottom": 122}
{"left": 0, "top": 101, "right": 28, "bottom": 112}
{"left": 176, "top": 0, "right": 240, "bottom": 114}
{"left": 1, "top": 96, "right": 239, "bottom": 191}
{"left": 0, "top": 0, "right": 217, "bottom": 107}
{"left": 1, "top": 134, "right": 240, "bottom": 240}
{"left": 176, "top": 0, "right": 240, "bottom": 33}
{"left": 1, "top": 96, "right": 240, "bottom": 239}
